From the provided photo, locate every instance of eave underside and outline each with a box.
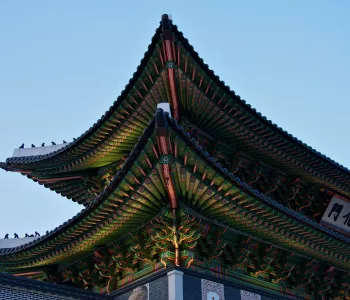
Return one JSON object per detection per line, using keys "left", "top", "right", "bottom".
{"left": 1, "top": 113, "right": 349, "bottom": 284}
{"left": 4, "top": 208, "right": 350, "bottom": 299}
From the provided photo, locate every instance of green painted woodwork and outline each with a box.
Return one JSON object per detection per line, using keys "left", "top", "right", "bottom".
{"left": 1, "top": 113, "right": 349, "bottom": 299}
{"left": 1, "top": 16, "right": 350, "bottom": 299}
{"left": 3, "top": 20, "right": 350, "bottom": 213}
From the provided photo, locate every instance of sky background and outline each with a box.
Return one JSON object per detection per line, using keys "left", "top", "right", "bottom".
{"left": 0, "top": 0, "right": 349, "bottom": 238}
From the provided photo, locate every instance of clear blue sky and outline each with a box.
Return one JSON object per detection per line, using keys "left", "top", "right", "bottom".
{"left": 0, "top": 1, "right": 349, "bottom": 237}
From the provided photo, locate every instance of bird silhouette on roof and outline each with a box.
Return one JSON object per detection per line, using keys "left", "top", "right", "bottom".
{"left": 63, "top": 140, "right": 67, "bottom": 144}
{"left": 14, "top": 233, "right": 19, "bottom": 238}
{"left": 41, "top": 142, "right": 45, "bottom": 147}
{"left": 4, "top": 233, "right": 9, "bottom": 239}
{"left": 52, "top": 141, "right": 56, "bottom": 145}
{"left": 31, "top": 144, "right": 35, "bottom": 148}
{"left": 19, "top": 144, "right": 24, "bottom": 149}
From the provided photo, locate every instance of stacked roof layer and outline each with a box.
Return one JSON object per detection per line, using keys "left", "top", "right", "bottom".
{"left": 0, "top": 15, "right": 349, "bottom": 299}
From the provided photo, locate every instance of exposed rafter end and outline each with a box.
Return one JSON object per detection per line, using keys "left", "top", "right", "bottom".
{"left": 0, "top": 162, "right": 8, "bottom": 171}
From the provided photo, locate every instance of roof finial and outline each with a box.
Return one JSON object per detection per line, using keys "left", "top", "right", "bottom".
{"left": 161, "top": 14, "right": 172, "bottom": 31}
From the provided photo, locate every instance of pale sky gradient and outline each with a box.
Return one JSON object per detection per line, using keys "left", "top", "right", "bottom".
{"left": 0, "top": 1, "right": 349, "bottom": 237}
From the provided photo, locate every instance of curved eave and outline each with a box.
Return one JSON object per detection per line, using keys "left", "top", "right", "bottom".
{"left": 2, "top": 111, "right": 349, "bottom": 273}
{"left": 0, "top": 119, "right": 160, "bottom": 269}
{"left": 2, "top": 24, "right": 163, "bottom": 171}
{"left": 171, "top": 24, "right": 350, "bottom": 195}
{"left": 2, "top": 19, "right": 350, "bottom": 198}
{"left": 170, "top": 116, "right": 350, "bottom": 244}
{"left": 0, "top": 167, "right": 95, "bottom": 205}
{"left": 36, "top": 177, "right": 93, "bottom": 205}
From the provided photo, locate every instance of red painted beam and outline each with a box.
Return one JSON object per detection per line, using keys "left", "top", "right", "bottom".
{"left": 162, "top": 14, "right": 179, "bottom": 120}
{"left": 155, "top": 108, "right": 178, "bottom": 209}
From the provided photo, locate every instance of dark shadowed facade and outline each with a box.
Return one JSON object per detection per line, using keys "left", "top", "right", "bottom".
{"left": 0, "top": 15, "right": 349, "bottom": 300}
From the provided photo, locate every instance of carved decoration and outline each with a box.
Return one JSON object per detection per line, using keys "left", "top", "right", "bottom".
{"left": 147, "top": 208, "right": 202, "bottom": 266}
{"left": 41, "top": 211, "right": 349, "bottom": 299}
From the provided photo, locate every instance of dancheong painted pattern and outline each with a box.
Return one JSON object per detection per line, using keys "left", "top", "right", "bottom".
{"left": 1, "top": 14, "right": 349, "bottom": 299}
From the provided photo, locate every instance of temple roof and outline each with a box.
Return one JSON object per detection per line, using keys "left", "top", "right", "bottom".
{"left": 1, "top": 110, "right": 349, "bottom": 276}
{"left": 1, "top": 17, "right": 350, "bottom": 298}
{"left": 1, "top": 15, "right": 350, "bottom": 209}
{"left": 0, "top": 272, "right": 108, "bottom": 299}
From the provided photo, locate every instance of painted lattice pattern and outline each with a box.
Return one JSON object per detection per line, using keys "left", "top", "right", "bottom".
{"left": 201, "top": 279, "right": 225, "bottom": 300}
{"left": 0, "top": 286, "right": 69, "bottom": 300}
{"left": 240, "top": 290, "right": 261, "bottom": 300}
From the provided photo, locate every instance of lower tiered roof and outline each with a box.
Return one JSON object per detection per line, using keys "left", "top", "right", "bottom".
{"left": 1, "top": 110, "right": 349, "bottom": 298}
{"left": 0, "top": 272, "right": 108, "bottom": 300}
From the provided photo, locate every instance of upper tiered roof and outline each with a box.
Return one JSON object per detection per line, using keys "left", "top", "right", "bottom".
{"left": 1, "top": 15, "right": 350, "bottom": 209}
